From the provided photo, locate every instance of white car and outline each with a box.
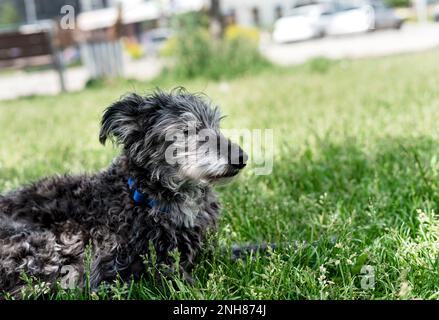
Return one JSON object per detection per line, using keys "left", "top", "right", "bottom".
{"left": 325, "top": 4, "right": 375, "bottom": 36}
{"left": 273, "top": 5, "right": 328, "bottom": 43}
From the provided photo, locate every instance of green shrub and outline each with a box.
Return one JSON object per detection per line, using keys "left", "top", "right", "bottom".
{"left": 306, "top": 57, "right": 336, "bottom": 74}
{"left": 164, "top": 13, "right": 272, "bottom": 80}
{"left": 384, "top": 0, "right": 410, "bottom": 8}
{"left": 0, "top": 1, "right": 20, "bottom": 26}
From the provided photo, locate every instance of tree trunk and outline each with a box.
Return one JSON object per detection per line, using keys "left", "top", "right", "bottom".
{"left": 209, "top": 0, "right": 223, "bottom": 39}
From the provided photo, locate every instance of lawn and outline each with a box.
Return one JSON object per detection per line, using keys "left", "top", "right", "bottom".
{"left": 0, "top": 50, "right": 439, "bottom": 299}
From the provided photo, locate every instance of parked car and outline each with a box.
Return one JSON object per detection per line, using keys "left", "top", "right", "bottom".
{"left": 272, "top": 4, "right": 329, "bottom": 43}
{"left": 369, "top": 0, "right": 404, "bottom": 30}
{"left": 325, "top": 1, "right": 403, "bottom": 36}
{"left": 324, "top": 4, "right": 375, "bottom": 35}
{"left": 273, "top": 0, "right": 404, "bottom": 43}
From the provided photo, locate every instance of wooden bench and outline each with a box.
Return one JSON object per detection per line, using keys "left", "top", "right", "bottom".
{"left": 0, "top": 29, "right": 66, "bottom": 91}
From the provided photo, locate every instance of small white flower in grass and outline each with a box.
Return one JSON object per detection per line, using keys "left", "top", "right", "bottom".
{"left": 318, "top": 263, "right": 333, "bottom": 299}
{"left": 346, "top": 252, "right": 357, "bottom": 266}
{"left": 91, "top": 292, "right": 99, "bottom": 300}
{"left": 329, "top": 258, "right": 340, "bottom": 266}
{"left": 417, "top": 209, "right": 428, "bottom": 223}
{"left": 398, "top": 282, "right": 412, "bottom": 298}
{"left": 334, "top": 242, "right": 343, "bottom": 249}
{"left": 318, "top": 265, "right": 328, "bottom": 285}
{"left": 319, "top": 193, "right": 328, "bottom": 204}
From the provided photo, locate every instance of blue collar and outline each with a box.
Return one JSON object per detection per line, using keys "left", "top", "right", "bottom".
{"left": 128, "top": 177, "right": 167, "bottom": 212}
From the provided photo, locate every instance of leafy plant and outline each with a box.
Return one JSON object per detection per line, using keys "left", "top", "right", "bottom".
{"left": 0, "top": 1, "right": 20, "bottom": 26}
{"left": 162, "top": 12, "right": 271, "bottom": 80}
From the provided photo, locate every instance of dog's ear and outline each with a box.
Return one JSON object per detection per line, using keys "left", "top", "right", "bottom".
{"left": 99, "top": 93, "right": 147, "bottom": 146}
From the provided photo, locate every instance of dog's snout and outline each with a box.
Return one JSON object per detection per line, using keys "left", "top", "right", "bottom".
{"left": 233, "top": 150, "right": 248, "bottom": 169}
{"left": 228, "top": 141, "right": 248, "bottom": 169}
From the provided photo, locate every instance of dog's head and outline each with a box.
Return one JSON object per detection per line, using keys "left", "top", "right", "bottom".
{"left": 100, "top": 89, "right": 247, "bottom": 186}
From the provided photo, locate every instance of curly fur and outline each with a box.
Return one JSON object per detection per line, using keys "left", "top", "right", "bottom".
{"left": 0, "top": 89, "right": 247, "bottom": 296}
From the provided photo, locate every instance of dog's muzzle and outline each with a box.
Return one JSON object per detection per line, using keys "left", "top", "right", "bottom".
{"left": 229, "top": 148, "right": 248, "bottom": 169}
{"left": 223, "top": 144, "right": 248, "bottom": 177}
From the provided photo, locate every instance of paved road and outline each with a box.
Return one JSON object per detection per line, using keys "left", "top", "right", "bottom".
{"left": 261, "top": 23, "right": 439, "bottom": 65}
{"left": 0, "top": 56, "right": 162, "bottom": 101}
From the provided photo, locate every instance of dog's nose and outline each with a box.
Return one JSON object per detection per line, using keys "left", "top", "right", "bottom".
{"left": 229, "top": 146, "right": 248, "bottom": 169}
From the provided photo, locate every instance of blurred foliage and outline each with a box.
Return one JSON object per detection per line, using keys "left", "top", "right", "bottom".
{"left": 162, "top": 12, "right": 271, "bottom": 80}
{"left": 306, "top": 57, "right": 336, "bottom": 74}
{"left": 124, "top": 39, "right": 145, "bottom": 60}
{"left": 224, "top": 25, "right": 260, "bottom": 43}
{"left": 384, "top": 0, "right": 411, "bottom": 8}
{"left": 0, "top": 0, "right": 20, "bottom": 26}
{"left": 159, "top": 36, "right": 178, "bottom": 57}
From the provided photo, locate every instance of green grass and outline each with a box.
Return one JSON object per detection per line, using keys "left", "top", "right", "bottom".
{"left": 1, "top": 50, "right": 439, "bottom": 299}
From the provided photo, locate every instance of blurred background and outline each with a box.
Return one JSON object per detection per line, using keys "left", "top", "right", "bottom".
{"left": 0, "top": 0, "right": 438, "bottom": 99}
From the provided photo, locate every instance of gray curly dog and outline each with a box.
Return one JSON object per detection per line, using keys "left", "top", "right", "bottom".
{"left": 0, "top": 89, "right": 248, "bottom": 296}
